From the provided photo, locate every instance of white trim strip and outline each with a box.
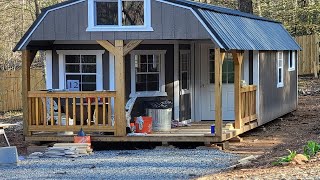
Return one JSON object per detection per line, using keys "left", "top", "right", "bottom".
{"left": 58, "top": 54, "right": 65, "bottom": 89}
{"left": 173, "top": 42, "right": 180, "bottom": 121}
{"left": 17, "top": 0, "right": 86, "bottom": 51}
{"left": 45, "top": 50, "right": 53, "bottom": 89}
{"left": 155, "top": 0, "right": 224, "bottom": 49}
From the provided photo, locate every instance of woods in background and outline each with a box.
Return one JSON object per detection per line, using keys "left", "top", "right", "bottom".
{"left": 0, "top": 0, "right": 319, "bottom": 70}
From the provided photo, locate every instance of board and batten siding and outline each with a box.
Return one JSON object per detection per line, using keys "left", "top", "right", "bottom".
{"left": 258, "top": 51, "right": 298, "bottom": 125}
{"left": 29, "top": 0, "right": 210, "bottom": 43}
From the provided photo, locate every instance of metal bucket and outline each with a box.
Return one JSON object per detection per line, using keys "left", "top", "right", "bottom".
{"left": 147, "top": 108, "right": 172, "bottom": 132}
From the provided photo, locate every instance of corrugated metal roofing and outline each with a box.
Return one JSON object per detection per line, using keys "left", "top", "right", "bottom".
{"left": 196, "top": 9, "right": 301, "bottom": 50}
{"left": 13, "top": 0, "right": 301, "bottom": 51}
{"left": 169, "top": 0, "right": 277, "bottom": 23}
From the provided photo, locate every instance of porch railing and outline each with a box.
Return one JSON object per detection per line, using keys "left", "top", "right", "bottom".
{"left": 27, "top": 91, "right": 116, "bottom": 135}
{"left": 240, "top": 85, "right": 257, "bottom": 124}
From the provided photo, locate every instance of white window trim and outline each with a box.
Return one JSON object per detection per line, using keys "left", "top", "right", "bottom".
{"left": 56, "top": 50, "right": 105, "bottom": 91}
{"left": 130, "top": 50, "right": 167, "bottom": 97}
{"left": 87, "top": 0, "right": 153, "bottom": 32}
{"left": 288, "top": 50, "right": 296, "bottom": 71}
{"left": 277, "top": 51, "right": 284, "bottom": 88}
{"left": 45, "top": 50, "right": 53, "bottom": 89}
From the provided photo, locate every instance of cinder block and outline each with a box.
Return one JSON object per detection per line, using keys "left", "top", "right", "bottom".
{"left": 0, "top": 146, "right": 18, "bottom": 164}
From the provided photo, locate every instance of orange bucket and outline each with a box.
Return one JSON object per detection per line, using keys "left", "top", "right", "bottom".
{"left": 134, "top": 116, "right": 152, "bottom": 134}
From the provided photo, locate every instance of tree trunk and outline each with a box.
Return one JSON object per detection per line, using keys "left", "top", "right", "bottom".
{"left": 238, "top": 0, "right": 253, "bottom": 14}
{"left": 34, "top": 0, "right": 40, "bottom": 18}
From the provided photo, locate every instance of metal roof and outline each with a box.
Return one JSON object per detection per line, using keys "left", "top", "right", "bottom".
{"left": 13, "top": 0, "right": 301, "bottom": 51}
{"left": 196, "top": 9, "right": 301, "bottom": 50}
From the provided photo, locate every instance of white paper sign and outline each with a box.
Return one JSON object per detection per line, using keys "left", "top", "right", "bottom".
{"left": 67, "top": 80, "right": 80, "bottom": 91}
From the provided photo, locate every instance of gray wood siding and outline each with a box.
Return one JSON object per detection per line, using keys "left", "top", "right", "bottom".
{"left": 29, "top": 0, "right": 210, "bottom": 43}
{"left": 258, "top": 51, "right": 297, "bottom": 126}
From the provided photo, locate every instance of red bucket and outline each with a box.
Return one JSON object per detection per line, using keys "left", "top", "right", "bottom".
{"left": 134, "top": 116, "right": 152, "bottom": 134}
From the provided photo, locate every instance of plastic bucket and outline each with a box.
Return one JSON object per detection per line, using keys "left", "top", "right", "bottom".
{"left": 134, "top": 116, "right": 152, "bottom": 134}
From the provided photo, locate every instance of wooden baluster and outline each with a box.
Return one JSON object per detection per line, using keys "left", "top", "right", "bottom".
{"left": 28, "top": 97, "right": 32, "bottom": 126}
{"left": 58, "top": 97, "right": 61, "bottom": 126}
{"left": 95, "top": 97, "right": 99, "bottom": 126}
{"left": 80, "top": 97, "right": 84, "bottom": 126}
{"left": 73, "top": 97, "right": 76, "bottom": 126}
{"left": 88, "top": 97, "right": 91, "bottom": 126}
{"left": 103, "top": 97, "right": 106, "bottom": 126}
{"left": 50, "top": 97, "right": 54, "bottom": 126}
{"left": 248, "top": 91, "right": 251, "bottom": 120}
{"left": 31, "top": 97, "right": 35, "bottom": 125}
{"left": 35, "top": 97, "right": 39, "bottom": 126}
{"left": 43, "top": 97, "right": 47, "bottom": 126}
{"left": 108, "top": 97, "right": 112, "bottom": 127}
{"left": 66, "top": 97, "right": 69, "bottom": 126}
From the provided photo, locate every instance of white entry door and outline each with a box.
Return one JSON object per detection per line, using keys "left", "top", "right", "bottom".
{"left": 200, "top": 45, "right": 235, "bottom": 120}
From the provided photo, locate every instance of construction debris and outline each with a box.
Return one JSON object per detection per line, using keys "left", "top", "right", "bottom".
{"left": 28, "top": 143, "right": 93, "bottom": 159}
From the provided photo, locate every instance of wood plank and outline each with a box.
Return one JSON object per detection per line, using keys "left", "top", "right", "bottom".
{"left": 103, "top": 97, "right": 106, "bottom": 126}
{"left": 28, "top": 91, "right": 116, "bottom": 98}
{"left": 50, "top": 97, "right": 54, "bottom": 126}
{"left": 73, "top": 97, "right": 76, "bottom": 125}
{"left": 65, "top": 97, "right": 69, "bottom": 126}
{"left": 35, "top": 97, "right": 39, "bottom": 126}
{"left": 123, "top": 40, "right": 143, "bottom": 55}
{"left": 232, "top": 51, "right": 243, "bottom": 129}
{"left": 114, "top": 40, "right": 126, "bottom": 136}
{"left": 88, "top": 97, "right": 91, "bottom": 126}
{"left": 43, "top": 97, "right": 47, "bottom": 126}
{"left": 214, "top": 48, "right": 225, "bottom": 139}
{"left": 29, "top": 126, "right": 116, "bottom": 132}
{"left": 95, "top": 97, "right": 98, "bottom": 126}
{"left": 22, "top": 50, "right": 37, "bottom": 135}
{"left": 108, "top": 97, "right": 112, "bottom": 126}
{"left": 97, "top": 40, "right": 116, "bottom": 55}
{"left": 80, "top": 98, "right": 84, "bottom": 126}
{"left": 58, "top": 97, "right": 61, "bottom": 126}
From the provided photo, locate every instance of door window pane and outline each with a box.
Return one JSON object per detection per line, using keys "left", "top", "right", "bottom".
{"left": 122, "top": 0, "right": 144, "bottom": 26}
{"left": 96, "top": 1, "right": 118, "bottom": 25}
{"left": 208, "top": 50, "right": 234, "bottom": 84}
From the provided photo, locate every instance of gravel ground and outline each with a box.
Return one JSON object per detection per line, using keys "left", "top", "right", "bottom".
{"left": 0, "top": 148, "right": 240, "bottom": 180}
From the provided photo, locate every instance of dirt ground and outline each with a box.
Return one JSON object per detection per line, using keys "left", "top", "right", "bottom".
{"left": 204, "top": 76, "right": 320, "bottom": 178}
{"left": 1, "top": 76, "right": 320, "bottom": 178}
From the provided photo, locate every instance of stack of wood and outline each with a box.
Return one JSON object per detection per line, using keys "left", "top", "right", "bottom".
{"left": 44, "top": 143, "right": 93, "bottom": 158}
{"left": 29, "top": 143, "right": 93, "bottom": 159}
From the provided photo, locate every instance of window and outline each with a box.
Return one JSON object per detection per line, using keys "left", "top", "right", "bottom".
{"left": 56, "top": 50, "right": 104, "bottom": 91}
{"left": 88, "top": 0, "right": 152, "bottom": 31}
{"left": 288, "top": 50, "right": 296, "bottom": 71}
{"left": 65, "top": 55, "right": 97, "bottom": 91}
{"left": 180, "top": 50, "right": 191, "bottom": 91}
{"left": 277, "top": 51, "right": 284, "bottom": 88}
{"left": 209, "top": 49, "right": 234, "bottom": 84}
{"left": 130, "top": 50, "right": 166, "bottom": 97}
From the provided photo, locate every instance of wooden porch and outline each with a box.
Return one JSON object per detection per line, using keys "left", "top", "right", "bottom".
{"left": 22, "top": 40, "right": 258, "bottom": 144}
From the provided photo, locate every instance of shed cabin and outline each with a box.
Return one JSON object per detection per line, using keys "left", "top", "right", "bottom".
{"left": 14, "top": 0, "right": 301, "bottom": 144}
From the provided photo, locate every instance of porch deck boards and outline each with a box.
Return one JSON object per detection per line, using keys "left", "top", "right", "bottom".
{"left": 25, "top": 121, "right": 258, "bottom": 143}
